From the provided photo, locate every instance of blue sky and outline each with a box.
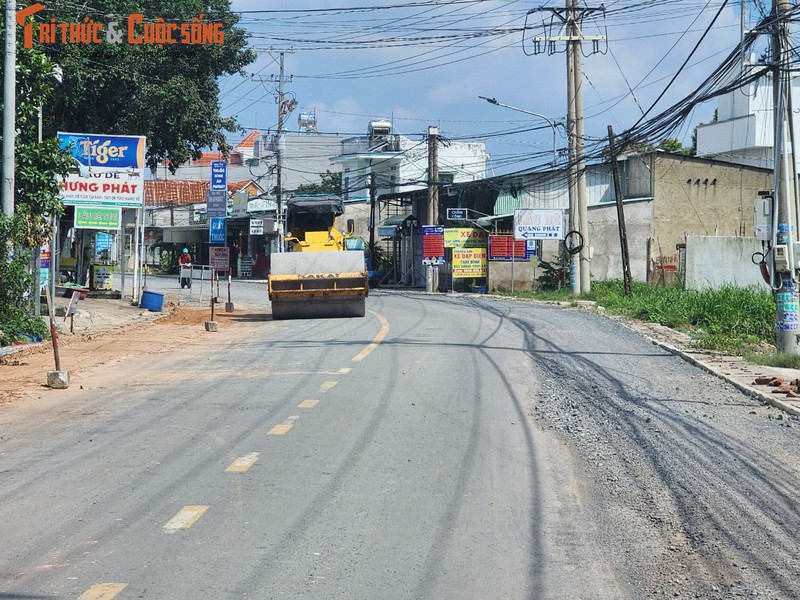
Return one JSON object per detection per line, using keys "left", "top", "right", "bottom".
{"left": 220, "top": 1, "right": 768, "bottom": 176}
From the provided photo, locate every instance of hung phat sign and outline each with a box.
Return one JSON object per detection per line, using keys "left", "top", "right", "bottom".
{"left": 57, "top": 132, "right": 146, "bottom": 208}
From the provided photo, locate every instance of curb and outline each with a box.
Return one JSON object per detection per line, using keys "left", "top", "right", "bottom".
{"left": 636, "top": 330, "right": 800, "bottom": 418}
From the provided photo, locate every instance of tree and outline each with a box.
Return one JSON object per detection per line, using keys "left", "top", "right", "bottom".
{"left": 294, "top": 171, "right": 343, "bottom": 196}
{"left": 0, "top": 19, "right": 73, "bottom": 345}
{"left": 42, "top": 1, "right": 256, "bottom": 173}
{"left": 657, "top": 138, "right": 692, "bottom": 156}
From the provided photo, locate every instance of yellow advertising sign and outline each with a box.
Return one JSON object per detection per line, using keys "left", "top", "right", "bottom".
{"left": 444, "top": 227, "right": 489, "bottom": 248}
{"left": 452, "top": 247, "right": 488, "bottom": 278}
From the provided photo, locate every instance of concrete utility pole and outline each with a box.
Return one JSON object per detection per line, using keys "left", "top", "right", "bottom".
{"left": 275, "top": 52, "right": 286, "bottom": 252}
{"left": 267, "top": 48, "right": 294, "bottom": 253}
{"left": 532, "top": 2, "right": 604, "bottom": 295}
{"left": 772, "top": 0, "right": 800, "bottom": 353}
{"left": 427, "top": 125, "right": 439, "bottom": 293}
{"left": 571, "top": 0, "right": 591, "bottom": 295}
{"left": 369, "top": 171, "right": 376, "bottom": 260}
{"left": 2, "top": 0, "right": 16, "bottom": 232}
{"left": 565, "top": 10, "right": 580, "bottom": 294}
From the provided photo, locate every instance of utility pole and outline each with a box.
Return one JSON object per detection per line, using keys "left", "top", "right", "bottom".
{"left": 607, "top": 126, "right": 633, "bottom": 296}
{"left": 275, "top": 51, "right": 287, "bottom": 252}
{"left": 369, "top": 171, "right": 376, "bottom": 261}
{"left": 772, "top": 0, "right": 800, "bottom": 353}
{"left": 265, "top": 48, "right": 294, "bottom": 253}
{"left": 427, "top": 125, "right": 439, "bottom": 293}
{"left": 532, "top": 3, "right": 604, "bottom": 295}
{"left": 2, "top": 0, "right": 17, "bottom": 235}
{"left": 565, "top": 7, "right": 580, "bottom": 294}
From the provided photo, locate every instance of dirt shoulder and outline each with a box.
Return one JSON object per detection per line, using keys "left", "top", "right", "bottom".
{"left": 0, "top": 301, "right": 256, "bottom": 405}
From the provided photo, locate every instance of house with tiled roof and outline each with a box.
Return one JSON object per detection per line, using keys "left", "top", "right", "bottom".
{"left": 145, "top": 179, "right": 264, "bottom": 227}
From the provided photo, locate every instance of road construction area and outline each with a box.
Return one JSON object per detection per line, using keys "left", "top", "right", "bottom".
{"left": 2, "top": 291, "right": 800, "bottom": 598}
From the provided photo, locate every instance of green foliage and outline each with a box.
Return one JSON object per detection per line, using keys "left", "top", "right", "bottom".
{"left": 0, "top": 220, "right": 48, "bottom": 346}
{"left": 583, "top": 281, "right": 775, "bottom": 354}
{"left": 0, "top": 18, "right": 71, "bottom": 346}
{"left": 536, "top": 260, "right": 565, "bottom": 291}
{"left": 160, "top": 251, "right": 178, "bottom": 275}
{"left": 368, "top": 242, "right": 390, "bottom": 272}
{"left": 512, "top": 280, "right": 777, "bottom": 355}
{"left": 42, "top": 1, "right": 256, "bottom": 172}
{"left": 295, "top": 171, "right": 343, "bottom": 196}
{"left": 747, "top": 351, "right": 800, "bottom": 370}
{"left": 657, "top": 138, "right": 692, "bottom": 156}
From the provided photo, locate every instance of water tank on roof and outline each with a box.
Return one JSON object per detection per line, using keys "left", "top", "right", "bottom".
{"left": 369, "top": 120, "right": 392, "bottom": 137}
{"left": 298, "top": 111, "right": 317, "bottom": 133}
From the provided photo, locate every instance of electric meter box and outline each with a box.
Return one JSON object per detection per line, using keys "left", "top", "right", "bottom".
{"left": 755, "top": 197, "right": 772, "bottom": 241}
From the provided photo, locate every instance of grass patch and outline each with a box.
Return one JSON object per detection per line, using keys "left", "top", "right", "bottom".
{"left": 511, "top": 280, "right": 779, "bottom": 358}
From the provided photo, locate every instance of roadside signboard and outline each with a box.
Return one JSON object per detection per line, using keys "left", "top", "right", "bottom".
{"left": 250, "top": 218, "right": 264, "bottom": 235}
{"left": 444, "top": 227, "right": 489, "bottom": 249}
{"left": 447, "top": 208, "right": 468, "bottom": 220}
{"left": 74, "top": 206, "right": 121, "bottom": 230}
{"left": 488, "top": 235, "right": 536, "bottom": 261}
{"left": 452, "top": 247, "right": 488, "bottom": 278}
{"left": 230, "top": 190, "right": 248, "bottom": 218}
{"left": 209, "top": 246, "right": 230, "bottom": 271}
{"left": 209, "top": 217, "right": 226, "bottom": 244}
{"left": 422, "top": 225, "right": 445, "bottom": 265}
{"left": 206, "top": 189, "right": 227, "bottom": 218}
{"left": 513, "top": 208, "right": 564, "bottom": 241}
{"left": 211, "top": 160, "right": 227, "bottom": 191}
{"left": 57, "top": 132, "right": 146, "bottom": 208}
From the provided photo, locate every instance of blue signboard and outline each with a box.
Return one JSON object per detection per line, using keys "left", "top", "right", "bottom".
{"left": 211, "top": 161, "right": 227, "bottom": 191}
{"left": 209, "top": 217, "right": 227, "bottom": 245}
{"left": 447, "top": 208, "right": 468, "bottom": 220}
{"left": 206, "top": 189, "right": 227, "bottom": 218}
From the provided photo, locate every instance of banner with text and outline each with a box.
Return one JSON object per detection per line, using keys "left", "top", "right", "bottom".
{"left": 452, "top": 247, "right": 488, "bottom": 278}
{"left": 58, "top": 132, "right": 146, "bottom": 207}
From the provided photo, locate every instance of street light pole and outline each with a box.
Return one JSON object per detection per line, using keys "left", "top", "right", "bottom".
{"left": 478, "top": 96, "right": 560, "bottom": 165}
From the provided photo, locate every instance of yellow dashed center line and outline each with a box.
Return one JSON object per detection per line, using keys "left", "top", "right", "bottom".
{"left": 163, "top": 505, "right": 209, "bottom": 533}
{"left": 320, "top": 381, "right": 338, "bottom": 392}
{"left": 338, "top": 367, "right": 352, "bottom": 374}
{"left": 226, "top": 452, "right": 260, "bottom": 473}
{"left": 267, "top": 422, "right": 294, "bottom": 435}
{"left": 77, "top": 583, "right": 127, "bottom": 600}
{"left": 352, "top": 310, "right": 389, "bottom": 362}
{"left": 298, "top": 399, "right": 319, "bottom": 408}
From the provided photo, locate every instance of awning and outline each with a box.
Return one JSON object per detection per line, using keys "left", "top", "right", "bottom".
{"left": 378, "top": 214, "right": 418, "bottom": 239}
{"left": 381, "top": 214, "right": 418, "bottom": 227}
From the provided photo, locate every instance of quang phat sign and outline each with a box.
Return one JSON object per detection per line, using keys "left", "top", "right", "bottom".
{"left": 513, "top": 208, "right": 564, "bottom": 241}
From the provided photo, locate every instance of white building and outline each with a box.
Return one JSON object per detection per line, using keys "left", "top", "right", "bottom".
{"left": 695, "top": 55, "right": 800, "bottom": 169}
{"left": 156, "top": 130, "right": 344, "bottom": 195}
{"left": 331, "top": 120, "right": 488, "bottom": 203}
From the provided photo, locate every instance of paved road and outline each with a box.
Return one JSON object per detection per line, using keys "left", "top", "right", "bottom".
{"left": 2, "top": 291, "right": 799, "bottom": 599}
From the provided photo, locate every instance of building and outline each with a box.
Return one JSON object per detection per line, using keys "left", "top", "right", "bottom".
{"left": 437, "top": 151, "right": 772, "bottom": 291}
{"left": 695, "top": 55, "right": 800, "bottom": 170}
{"left": 154, "top": 130, "right": 344, "bottom": 196}
{"left": 330, "top": 121, "right": 489, "bottom": 286}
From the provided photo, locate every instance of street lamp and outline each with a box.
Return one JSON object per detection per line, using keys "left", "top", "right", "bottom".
{"left": 478, "top": 96, "right": 561, "bottom": 165}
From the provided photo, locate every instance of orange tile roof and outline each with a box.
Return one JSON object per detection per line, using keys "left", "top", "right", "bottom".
{"left": 191, "top": 151, "right": 243, "bottom": 167}
{"left": 145, "top": 180, "right": 259, "bottom": 207}
{"left": 237, "top": 131, "right": 261, "bottom": 149}
{"left": 145, "top": 180, "right": 209, "bottom": 207}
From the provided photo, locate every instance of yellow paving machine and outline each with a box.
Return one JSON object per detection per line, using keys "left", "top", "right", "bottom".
{"left": 268, "top": 196, "right": 368, "bottom": 319}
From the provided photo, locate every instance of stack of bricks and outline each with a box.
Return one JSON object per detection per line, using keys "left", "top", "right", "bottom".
{"left": 753, "top": 376, "right": 800, "bottom": 398}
